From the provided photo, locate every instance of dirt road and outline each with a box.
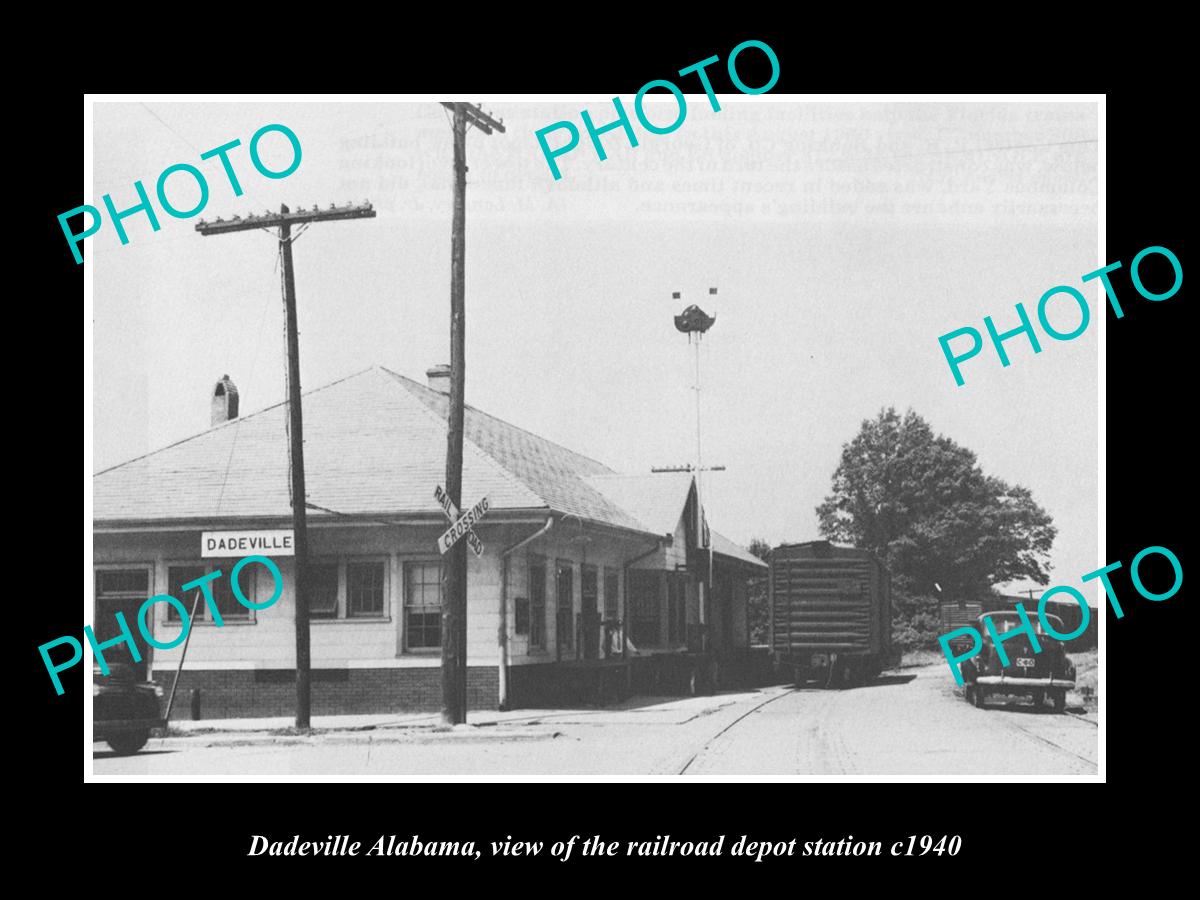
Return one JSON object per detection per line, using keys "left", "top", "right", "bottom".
{"left": 93, "top": 665, "right": 1097, "bottom": 777}
{"left": 683, "top": 665, "right": 1097, "bottom": 776}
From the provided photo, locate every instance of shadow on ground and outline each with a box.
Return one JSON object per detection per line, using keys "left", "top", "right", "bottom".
{"left": 871, "top": 674, "right": 918, "bottom": 687}
{"left": 92, "top": 748, "right": 177, "bottom": 759}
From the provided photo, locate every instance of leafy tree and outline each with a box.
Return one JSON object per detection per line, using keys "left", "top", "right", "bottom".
{"left": 816, "top": 408, "right": 1056, "bottom": 648}
{"left": 748, "top": 538, "right": 772, "bottom": 563}
{"left": 746, "top": 538, "right": 771, "bottom": 644}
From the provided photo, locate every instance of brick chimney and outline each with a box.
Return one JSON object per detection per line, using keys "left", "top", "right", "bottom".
{"left": 211, "top": 374, "right": 239, "bottom": 425}
{"left": 426, "top": 364, "right": 451, "bottom": 394}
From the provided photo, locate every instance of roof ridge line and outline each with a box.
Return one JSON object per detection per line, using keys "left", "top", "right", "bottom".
{"left": 586, "top": 472, "right": 693, "bottom": 480}
{"left": 373, "top": 367, "right": 549, "bottom": 511}
{"left": 582, "top": 471, "right": 696, "bottom": 537}
{"left": 93, "top": 367, "right": 377, "bottom": 477}
{"left": 378, "top": 365, "right": 618, "bottom": 475}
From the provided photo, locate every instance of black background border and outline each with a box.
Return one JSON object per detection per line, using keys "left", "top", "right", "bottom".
{"left": 26, "top": 26, "right": 1189, "bottom": 878}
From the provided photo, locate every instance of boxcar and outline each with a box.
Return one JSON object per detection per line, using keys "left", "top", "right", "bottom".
{"left": 769, "top": 541, "right": 893, "bottom": 687}
{"left": 939, "top": 599, "right": 984, "bottom": 656}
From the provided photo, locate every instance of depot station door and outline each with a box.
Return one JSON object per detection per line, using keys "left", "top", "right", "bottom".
{"left": 93, "top": 568, "right": 152, "bottom": 678}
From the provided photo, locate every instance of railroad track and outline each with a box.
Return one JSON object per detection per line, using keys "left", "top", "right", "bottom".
{"left": 997, "top": 711, "right": 1098, "bottom": 769}
{"left": 677, "top": 687, "right": 796, "bottom": 774}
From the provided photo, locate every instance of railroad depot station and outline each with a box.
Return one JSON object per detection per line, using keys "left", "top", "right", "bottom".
{"left": 93, "top": 366, "right": 766, "bottom": 718}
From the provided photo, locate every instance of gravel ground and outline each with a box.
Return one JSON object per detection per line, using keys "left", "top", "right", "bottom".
{"left": 685, "top": 665, "right": 1097, "bottom": 776}
{"left": 93, "top": 666, "right": 1097, "bottom": 777}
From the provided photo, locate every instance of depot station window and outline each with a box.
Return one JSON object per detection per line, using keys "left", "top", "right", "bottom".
{"left": 404, "top": 561, "right": 443, "bottom": 650}
{"left": 306, "top": 558, "right": 390, "bottom": 621}
{"left": 166, "top": 563, "right": 254, "bottom": 622}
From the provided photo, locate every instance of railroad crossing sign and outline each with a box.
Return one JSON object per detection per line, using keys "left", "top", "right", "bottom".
{"left": 434, "top": 485, "right": 487, "bottom": 556}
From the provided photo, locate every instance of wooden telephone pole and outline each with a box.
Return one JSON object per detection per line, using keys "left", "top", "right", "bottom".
{"left": 439, "top": 102, "right": 504, "bottom": 726}
{"left": 196, "top": 201, "right": 376, "bottom": 728}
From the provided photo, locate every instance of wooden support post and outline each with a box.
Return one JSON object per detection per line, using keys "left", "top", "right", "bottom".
{"left": 438, "top": 101, "right": 505, "bottom": 726}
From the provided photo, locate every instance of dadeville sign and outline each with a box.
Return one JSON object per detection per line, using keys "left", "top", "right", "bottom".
{"left": 202, "top": 529, "right": 294, "bottom": 557}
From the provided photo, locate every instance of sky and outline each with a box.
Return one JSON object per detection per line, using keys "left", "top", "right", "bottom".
{"left": 90, "top": 98, "right": 1098, "bottom": 596}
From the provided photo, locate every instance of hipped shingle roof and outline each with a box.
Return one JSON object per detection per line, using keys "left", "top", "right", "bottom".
{"left": 94, "top": 366, "right": 763, "bottom": 567}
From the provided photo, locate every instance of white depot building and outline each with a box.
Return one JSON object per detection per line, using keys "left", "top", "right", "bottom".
{"left": 92, "top": 366, "right": 765, "bottom": 718}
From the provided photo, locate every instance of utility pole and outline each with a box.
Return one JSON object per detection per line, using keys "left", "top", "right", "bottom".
{"left": 672, "top": 289, "right": 718, "bottom": 648}
{"left": 439, "top": 102, "right": 505, "bottom": 726}
{"left": 196, "top": 201, "right": 376, "bottom": 729}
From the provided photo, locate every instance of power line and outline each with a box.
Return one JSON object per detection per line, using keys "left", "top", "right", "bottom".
{"left": 825, "top": 137, "right": 1097, "bottom": 164}
{"left": 139, "top": 103, "right": 202, "bottom": 154}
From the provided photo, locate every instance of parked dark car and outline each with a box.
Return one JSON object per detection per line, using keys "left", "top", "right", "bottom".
{"left": 93, "top": 664, "right": 165, "bottom": 754}
{"left": 960, "top": 612, "right": 1076, "bottom": 713}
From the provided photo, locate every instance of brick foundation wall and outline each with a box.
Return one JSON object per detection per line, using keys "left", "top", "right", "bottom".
{"left": 508, "top": 651, "right": 770, "bottom": 707}
{"left": 154, "top": 667, "right": 499, "bottom": 720}
{"left": 509, "top": 663, "right": 629, "bottom": 708}
{"left": 155, "top": 651, "right": 772, "bottom": 719}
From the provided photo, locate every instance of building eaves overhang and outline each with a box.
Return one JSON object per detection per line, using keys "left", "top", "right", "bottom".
{"left": 93, "top": 508, "right": 672, "bottom": 543}
{"left": 93, "top": 508, "right": 550, "bottom": 533}
{"left": 711, "top": 550, "right": 768, "bottom": 571}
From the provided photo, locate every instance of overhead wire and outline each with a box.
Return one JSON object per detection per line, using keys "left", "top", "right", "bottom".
{"left": 823, "top": 137, "right": 1097, "bottom": 164}
{"left": 138, "top": 102, "right": 201, "bottom": 154}
{"left": 303, "top": 501, "right": 415, "bottom": 531}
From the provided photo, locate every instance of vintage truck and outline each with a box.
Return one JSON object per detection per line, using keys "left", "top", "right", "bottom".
{"left": 94, "top": 663, "right": 165, "bottom": 755}
{"left": 959, "top": 611, "right": 1076, "bottom": 712}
